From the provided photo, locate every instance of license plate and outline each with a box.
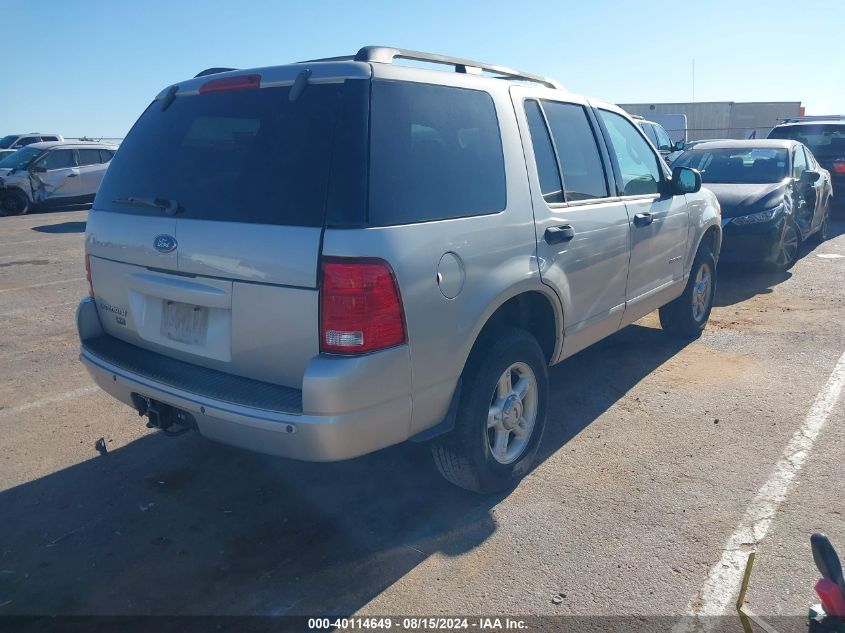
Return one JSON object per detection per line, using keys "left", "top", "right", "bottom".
{"left": 161, "top": 300, "right": 208, "bottom": 345}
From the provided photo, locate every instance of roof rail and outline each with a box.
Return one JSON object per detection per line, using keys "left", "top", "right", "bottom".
{"left": 194, "top": 67, "right": 238, "bottom": 78}
{"left": 778, "top": 115, "right": 845, "bottom": 123}
{"left": 302, "top": 46, "right": 564, "bottom": 90}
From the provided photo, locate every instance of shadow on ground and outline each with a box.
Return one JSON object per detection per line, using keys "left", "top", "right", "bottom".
{"left": 30, "top": 221, "right": 86, "bottom": 234}
{"left": 714, "top": 219, "right": 845, "bottom": 307}
{"left": 0, "top": 323, "right": 690, "bottom": 617}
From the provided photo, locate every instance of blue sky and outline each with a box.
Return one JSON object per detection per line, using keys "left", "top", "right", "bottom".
{"left": 2, "top": 0, "right": 842, "bottom": 138}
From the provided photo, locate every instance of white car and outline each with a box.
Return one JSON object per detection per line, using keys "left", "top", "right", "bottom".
{"left": 0, "top": 141, "right": 116, "bottom": 215}
{"left": 0, "top": 133, "right": 63, "bottom": 150}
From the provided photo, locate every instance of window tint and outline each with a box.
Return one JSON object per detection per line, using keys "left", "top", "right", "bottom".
{"left": 542, "top": 101, "right": 608, "bottom": 200}
{"left": 792, "top": 146, "right": 807, "bottom": 178}
{"left": 77, "top": 148, "right": 102, "bottom": 166}
{"left": 36, "top": 149, "right": 76, "bottom": 170}
{"left": 41, "top": 136, "right": 59, "bottom": 142}
{"left": 598, "top": 110, "right": 661, "bottom": 196}
{"left": 17, "top": 137, "right": 39, "bottom": 147}
{"left": 99, "top": 149, "right": 114, "bottom": 163}
{"left": 524, "top": 100, "right": 563, "bottom": 204}
{"left": 97, "top": 83, "right": 351, "bottom": 226}
{"left": 653, "top": 124, "right": 673, "bottom": 151}
{"left": 369, "top": 81, "right": 506, "bottom": 225}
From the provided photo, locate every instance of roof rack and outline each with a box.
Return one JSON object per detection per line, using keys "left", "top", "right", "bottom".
{"left": 194, "top": 67, "right": 238, "bottom": 78}
{"left": 779, "top": 115, "right": 845, "bottom": 123}
{"left": 302, "top": 46, "right": 565, "bottom": 90}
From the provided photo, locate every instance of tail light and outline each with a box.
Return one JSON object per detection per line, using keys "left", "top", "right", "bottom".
{"left": 833, "top": 161, "right": 845, "bottom": 175}
{"left": 85, "top": 254, "right": 94, "bottom": 297}
{"left": 320, "top": 258, "right": 406, "bottom": 354}
{"left": 199, "top": 74, "right": 260, "bottom": 94}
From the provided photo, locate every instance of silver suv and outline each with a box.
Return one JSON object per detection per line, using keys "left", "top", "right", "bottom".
{"left": 77, "top": 47, "right": 722, "bottom": 493}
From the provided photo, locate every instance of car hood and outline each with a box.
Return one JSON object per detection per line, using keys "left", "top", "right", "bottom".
{"left": 704, "top": 182, "right": 787, "bottom": 218}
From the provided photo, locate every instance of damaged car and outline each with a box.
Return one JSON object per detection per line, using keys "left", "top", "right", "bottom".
{"left": 0, "top": 141, "right": 116, "bottom": 216}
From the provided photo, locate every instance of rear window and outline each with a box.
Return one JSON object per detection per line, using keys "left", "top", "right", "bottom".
{"left": 96, "top": 82, "right": 351, "bottom": 226}
{"left": 769, "top": 124, "right": 845, "bottom": 159}
{"left": 368, "top": 80, "right": 506, "bottom": 225}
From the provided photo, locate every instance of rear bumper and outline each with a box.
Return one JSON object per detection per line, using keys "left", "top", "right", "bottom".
{"left": 77, "top": 298, "right": 414, "bottom": 461}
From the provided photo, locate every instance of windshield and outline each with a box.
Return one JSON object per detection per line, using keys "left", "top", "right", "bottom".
{"left": 0, "top": 135, "right": 19, "bottom": 149}
{"left": 768, "top": 124, "right": 845, "bottom": 159}
{"left": 0, "top": 146, "right": 43, "bottom": 170}
{"left": 673, "top": 147, "right": 789, "bottom": 184}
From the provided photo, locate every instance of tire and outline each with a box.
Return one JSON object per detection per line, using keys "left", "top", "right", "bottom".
{"left": 659, "top": 249, "right": 717, "bottom": 339}
{"left": 770, "top": 218, "right": 801, "bottom": 271}
{"left": 0, "top": 189, "right": 30, "bottom": 216}
{"left": 431, "top": 328, "right": 549, "bottom": 494}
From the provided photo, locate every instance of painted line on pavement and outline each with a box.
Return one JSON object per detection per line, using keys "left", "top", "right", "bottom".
{"left": 680, "top": 348, "right": 845, "bottom": 623}
{"left": 0, "top": 277, "right": 85, "bottom": 293}
{"left": 0, "top": 386, "right": 99, "bottom": 421}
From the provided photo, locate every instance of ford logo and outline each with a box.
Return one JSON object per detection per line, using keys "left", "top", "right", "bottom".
{"left": 153, "top": 234, "right": 177, "bottom": 253}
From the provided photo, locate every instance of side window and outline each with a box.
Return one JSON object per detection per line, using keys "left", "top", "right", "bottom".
{"left": 653, "top": 124, "right": 673, "bottom": 151}
{"left": 792, "top": 146, "right": 807, "bottom": 178}
{"left": 41, "top": 136, "right": 59, "bottom": 142}
{"left": 524, "top": 100, "right": 563, "bottom": 204}
{"left": 802, "top": 146, "right": 815, "bottom": 170}
{"left": 17, "top": 137, "right": 39, "bottom": 147}
{"left": 641, "top": 123, "right": 659, "bottom": 145}
{"left": 35, "top": 149, "right": 76, "bottom": 170}
{"left": 598, "top": 110, "right": 662, "bottom": 196}
{"left": 77, "top": 148, "right": 102, "bottom": 166}
{"left": 542, "top": 101, "right": 608, "bottom": 200}
{"left": 368, "top": 81, "right": 506, "bottom": 225}
{"left": 99, "top": 149, "right": 114, "bottom": 163}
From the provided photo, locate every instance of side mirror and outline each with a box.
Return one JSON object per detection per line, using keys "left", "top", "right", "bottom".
{"left": 30, "top": 165, "right": 46, "bottom": 173}
{"left": 672, "top": 166, "right": 701, "bottom": 194}
{"left": 673, "top": 140, "right": 685, "bottom": 152}
{"left": 801, "top": 170, "right": 821, "bottom": 184}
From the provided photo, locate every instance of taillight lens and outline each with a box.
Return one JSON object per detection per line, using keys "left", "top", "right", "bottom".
{"left": 85, "top": 254, "right": 94, "bottom": 297}
{"left": 833, "top": 161, "right": 845, "bottom": 175}
{"left": 199, "top": 74, "right": 260, "bottom": 94}
{"left": 320, "top": 258, "right": 406, "bottom": 354}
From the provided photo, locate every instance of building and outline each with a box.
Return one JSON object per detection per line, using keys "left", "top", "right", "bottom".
{"left": 619, "top": 101, "right": 804, "bottom": 142}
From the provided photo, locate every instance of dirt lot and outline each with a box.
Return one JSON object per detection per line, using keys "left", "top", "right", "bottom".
{"left": 1, "top": 209, "right": 844, "bottom": 628}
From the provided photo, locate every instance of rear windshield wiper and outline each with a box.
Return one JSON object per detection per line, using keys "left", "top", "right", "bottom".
{"left": 112, "top": 197, "right": 184, "bottom": 216}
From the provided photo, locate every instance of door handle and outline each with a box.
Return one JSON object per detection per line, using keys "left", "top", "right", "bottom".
{"left": 67, "top": 173, "right": 78, "bottom": 178}
{"left": 544, "top": 225, "right": 575, "bottom": 245}
{"left": 633, "top": 212, "right": 653, "bottom": 227}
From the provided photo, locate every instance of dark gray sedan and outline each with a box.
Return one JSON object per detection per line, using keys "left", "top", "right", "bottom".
{"left": 672, "top": 139, "right": 832, "bottom": 270}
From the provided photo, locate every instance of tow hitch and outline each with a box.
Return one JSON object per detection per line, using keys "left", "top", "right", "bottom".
{"left": 131, "top": 393, "right": 197, "bottom": 437}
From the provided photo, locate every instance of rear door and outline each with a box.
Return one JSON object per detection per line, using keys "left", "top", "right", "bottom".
{"left": 75, "top": 148, "right": 108, "bottom": 197}
{"left": 594, "top": 108, "right": 689, "bottom": 324}
{"left": 514, "top": 89, "right": 630, "bottom": 357}
{"left": 87, "top": 70, "right": 368, "bottom": 389}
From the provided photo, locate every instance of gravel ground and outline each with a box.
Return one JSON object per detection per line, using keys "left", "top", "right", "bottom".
{"left": 0, "top": 209, "right": 843, "bottom": 625}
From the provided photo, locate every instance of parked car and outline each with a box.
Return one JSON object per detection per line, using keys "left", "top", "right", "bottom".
{"left": 632, "top": 115, "right": 678, "bottom": 159}
{"left": 0, "top": 133, "right": 63, "bottom": 150}
{"left": 0, "top": 141, "right": 117, "bottom": 215}
{"left": 768, "top": 116, "right": 844, "bottom": 211}
{"left": 76, "top": 46, "right": 721, "bottom": 493}
{"left": 673, "top": 139, "right": 832, "bottom": 270}
{"left": 0, "top": 149, "right": 16, "bottom": 160}
{"left": 666, "top": 139, "right": 733, "bottom": 165}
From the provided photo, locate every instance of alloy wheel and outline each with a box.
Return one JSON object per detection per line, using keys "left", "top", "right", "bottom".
{"left": 486, "top": 362, "right": 538, "bottom": 465}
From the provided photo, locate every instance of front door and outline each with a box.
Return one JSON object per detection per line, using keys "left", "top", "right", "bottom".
{"left": 593, "top": 108, "right": 689, "bottom": 325}
{"left": 513, "top": 88, "right": 630, "bottom": 358}
{"left": 30, "top": 148, "right": 83, "bottom": 203}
